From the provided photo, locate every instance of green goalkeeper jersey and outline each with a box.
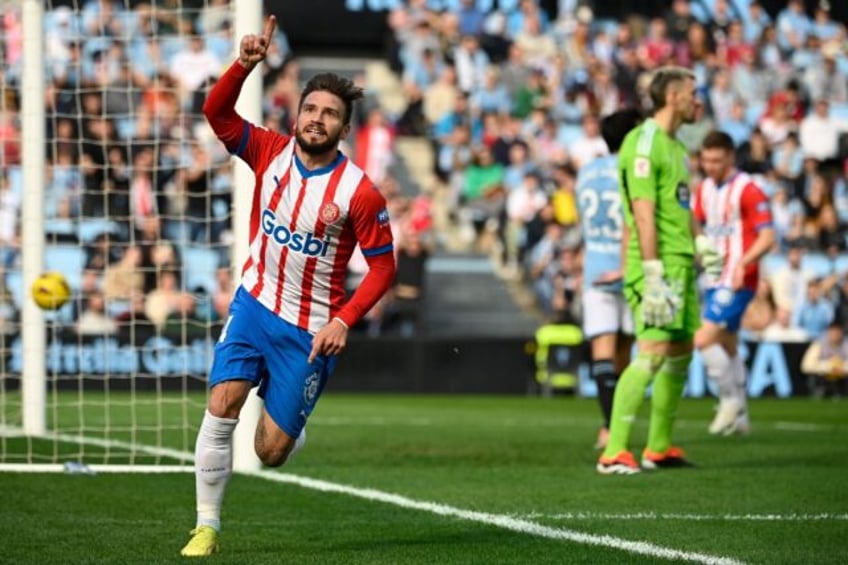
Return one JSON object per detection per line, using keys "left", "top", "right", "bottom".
{"left": 618, "top": 118, "right": 695, "bottom": 265}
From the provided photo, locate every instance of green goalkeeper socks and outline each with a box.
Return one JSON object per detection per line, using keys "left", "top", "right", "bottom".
{"left": 602, "top": 353, "right": 661, "bottom": 458}
{"left": 646, "top": 354, "right": 692, "bottom": 453}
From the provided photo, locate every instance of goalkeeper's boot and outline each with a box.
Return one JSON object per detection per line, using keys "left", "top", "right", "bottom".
{"left": 708, "top": 398, "right": 743, "bottom": 435}
{"left": 597, "top": 451, "right": 641, "bottom": 475}
{"left": 181, "top": 526, "right": 219, "bottom": 557}
{"left": 641, "top": 446, "right": 694, "bottom": 470}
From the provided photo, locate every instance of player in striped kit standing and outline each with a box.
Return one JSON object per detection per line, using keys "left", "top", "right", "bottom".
{"left": 181, "top": 16, "right": 396, "bottom": 556}
{"left": 692, "top": 131, "right": 775, "bottom": 436}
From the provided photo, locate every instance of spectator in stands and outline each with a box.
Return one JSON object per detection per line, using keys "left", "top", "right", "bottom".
{"left": 772, "top": 132, "right": 804, "bottom": 184}
{"left": 759, "top": 92, "right": 797, "bottom": 148}
{"left": 799, "top": 99, "right": 848, "bottom": 168}
{"left": 776, "top": 0, "right": 812, "bottom": 56}
{"left": 75, "top": 289, "right": 117, "bottom": 336}
{"left": 761, "top": 306, "right": 809, "bottom": 343}
{"left": 665, "top": 0, "right": 695, "bottom": 44}
{"left": 719, "top": 99, "right": 752, "bottom": 149}
{"left": 770, "top": 240, "right": 812, "bottom": 314}
{"left": 162, "top": 293, "right": 207, "bottom": 342}
{"left": 568, "top": 114, "right": 608, "bottom": 170}
{"left": 548, "top": 244, "right": 582, "bottom": 324}
{"left": 169, "top": 35, "right": 222, "bottom": 103}
{"left": 211, "top": 266, "right": 233, "bottom": 322}
{"left": 354, "top": 107, "right": 395, "bottom": 185}
{"left": 801, "top": 318, "right": 848, "bottom": 398}
{"left": 0, "top": 171, "right": 20, "bottom": 268}
{"left": 387, "top": 225, "right": 429, "bottom": 337}
{"left": 461, "top": 144, "right": 505, "bottom": 243}
{"left": 505, "top": 170, "right": 548, "bottom": 272}
{"left": 792, "top": 278, "right": 835, "bottom": 339}
{"left": 453, "top": 34, "right": 489, "bottom": 94}
{"left": 102, "top": 244, "right": 145, "bottom": 305}
{"left": 770, "top": 185, "right": 805, "bottom": 248}
{"left": 737, "top": 128, "right": 772, "bottom": 175}
{"left": 145, "top": 269, "right": 188, "bottom": 329}
{"left": 0, "top": 274, "right": 18, "bottom": 339}
{"left": 741, "top": 279, "right": 776, "bottom": 340}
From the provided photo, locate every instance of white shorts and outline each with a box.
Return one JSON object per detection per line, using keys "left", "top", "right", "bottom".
{"left": 581, "top": 286, "right": 634, "bottom": 340}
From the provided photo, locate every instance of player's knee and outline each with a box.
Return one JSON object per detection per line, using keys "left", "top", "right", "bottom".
{"left": 255, "top": 443, "right": 289, "bottom": 467}
{"left": 207, "top": 384, "right": 247, "bottom": 420}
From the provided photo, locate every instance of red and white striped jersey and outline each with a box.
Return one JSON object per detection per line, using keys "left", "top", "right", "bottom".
{"left": 692, "top": 171, "right": 773, "bottom": 290}
{"left": 204, "top": 62, "right": 394, "bottom": 334}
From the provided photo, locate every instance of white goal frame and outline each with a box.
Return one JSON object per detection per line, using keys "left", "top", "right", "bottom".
{"left": 2, "top": 0, "right": 263, "bottom": 473}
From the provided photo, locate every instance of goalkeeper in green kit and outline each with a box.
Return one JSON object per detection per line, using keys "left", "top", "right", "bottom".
{"left": 597, "top": 67, "right": 723, "bottom": 474}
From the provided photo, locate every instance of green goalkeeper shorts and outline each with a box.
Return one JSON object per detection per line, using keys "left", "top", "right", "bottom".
{"left": 623, "top": 258, "right": 700, "bottom": 342}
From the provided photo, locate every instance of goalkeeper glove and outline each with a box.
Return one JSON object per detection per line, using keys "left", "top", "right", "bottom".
{"left": 696, "top": 234, "right": 724, "bottom": 282}
{"left": 641, "top": 260, "right": 683, "bottom": 327}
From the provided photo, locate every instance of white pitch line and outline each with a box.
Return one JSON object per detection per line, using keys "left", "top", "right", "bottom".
{"left": 252, "top": 470, "right": 744, "bottom": 565}
{"left": 520, "top": 512, "right": 848, "bottom": 522}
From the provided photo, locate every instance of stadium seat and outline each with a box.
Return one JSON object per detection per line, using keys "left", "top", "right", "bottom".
{"left": 834, "top": 254, "right": 848, "bottom": 275}
{"left": 77, "top": 219, "right": 120, "bottom": 243}
{"left": 801, "top": 252, "right": 834, "bottom": 279}
{"left": 830, "top": 103, "right": 848, "bottom": 121}
{"left": 44, "top": 245, "right": 85, "bottom": 290}
{"left": 745, "top": 103, "right": 765, "bottom": 127}
{"left": 182, "top": 246, "right": 219, "bottom": 294}
{"left": 760, "top": 253, "right": 787, "bottom": 279}
{"left": 4, "top": 270, "right": 23, "bottom": 309}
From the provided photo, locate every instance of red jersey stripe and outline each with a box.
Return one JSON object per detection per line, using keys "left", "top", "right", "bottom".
{"left": 297, "top": 159, "right": 349, "bottom": 327}
{"left": 273, "top": 176, "right": 309, "bottom": 314}
{"left": 250, "top": 168, "right": 292, "bottom": 299}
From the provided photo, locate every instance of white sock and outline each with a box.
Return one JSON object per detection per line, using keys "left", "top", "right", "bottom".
{"left": 731, "top": 354, "right": 748, "bottom": 410}
{"left": 700, "top": 344, "right": 733, "bottom": 400}
{"left": 283, "top": 428, "right": 307, "bottom": 465}
{"left": 195, "top": 410, "right": 238, "bottom": 531}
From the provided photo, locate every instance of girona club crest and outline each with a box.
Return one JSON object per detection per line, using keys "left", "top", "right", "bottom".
{"left": 320, "top": 202, "right": 341, "bottom": 225}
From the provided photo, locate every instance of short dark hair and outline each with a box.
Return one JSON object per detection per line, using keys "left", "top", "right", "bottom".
{"left": 601, "top": 108, "right": 643, "bottom": 153}
{"left": 299, "top": 73, "right": 364, "bottom": 126}
{"left": 701, "top": 130, "right": 736, "bottom": 152}
{"left": 648, "top": 66, "right": 695, "bottom": 111}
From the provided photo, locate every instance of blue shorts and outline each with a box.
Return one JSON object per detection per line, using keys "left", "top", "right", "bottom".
{"left": 702, "top": 287, "right": 755, "bottom": 332}
{"left": 209, "top": 287, "right": 337, "bottom": 438}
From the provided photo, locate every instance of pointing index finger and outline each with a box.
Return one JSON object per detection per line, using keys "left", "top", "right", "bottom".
{"left": 262, "top": 15, "right": 276, "bottom": 45}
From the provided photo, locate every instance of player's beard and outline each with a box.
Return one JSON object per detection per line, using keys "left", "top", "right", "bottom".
{"left": 295, "top": 125, "right": 341, "bottom": 156}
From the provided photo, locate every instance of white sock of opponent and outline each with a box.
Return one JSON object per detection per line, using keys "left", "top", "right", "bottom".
{"left": 700, "top": 344, "right": 733, "bottom": 399}
{"left": 283, "top": 428, "right": 307, "bottom": 465}
{"left": 731, "top": 354, "right": 748, "bottom": 411}
{"left": 195, "top": 410, "right": 238, "bottom": 531}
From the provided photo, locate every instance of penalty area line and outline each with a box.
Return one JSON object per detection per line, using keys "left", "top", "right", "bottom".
{"left": 252, "top": 470, "right": 745, "bottom": 565}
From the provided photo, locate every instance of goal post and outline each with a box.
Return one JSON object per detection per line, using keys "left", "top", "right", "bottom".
{"left": 2, "top": 0, "right": 263, "bottom": 472}
{"left": 20, "top": 0, "right": 47, "bottom": 437}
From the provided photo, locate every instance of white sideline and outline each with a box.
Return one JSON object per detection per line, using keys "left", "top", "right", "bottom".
{"left": 521, "top": 512, "right": 848, "bottom": 522}
{"left": 253, "top": 470, "right": 745, "bottom": 565}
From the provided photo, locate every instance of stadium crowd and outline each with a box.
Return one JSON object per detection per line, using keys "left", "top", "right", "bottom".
{"left": 0, "top": 1, "right": 848, "bottom": 395}
{"left": 385, "top": 0, "right": 848, "bottom": 358}
{"left": 0, "top": 0, "right": 432, "bottom": 342}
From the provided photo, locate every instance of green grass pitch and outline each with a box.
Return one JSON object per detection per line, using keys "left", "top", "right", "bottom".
{"left": 1, "top": 393, "right": 846, "bottom": 564}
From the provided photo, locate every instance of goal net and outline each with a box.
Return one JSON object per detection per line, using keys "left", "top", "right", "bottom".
{"left": 0, "top": 0, "right": 265, "bottom": 471}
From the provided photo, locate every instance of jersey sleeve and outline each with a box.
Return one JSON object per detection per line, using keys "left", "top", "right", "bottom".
{"left": 619, "top": 128, "right": 659, "bottom": 203}
{"left": 203, "top": 60, "right": 289, "bottom": 171}
{"left": 334, "top": 179, "right": 396, "bottom": 327}
{"left": 349, "top": 181, "right": 394, "bottom": 257}
{"left": 740, "top": 182, "right": 773, "bottom": 232}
